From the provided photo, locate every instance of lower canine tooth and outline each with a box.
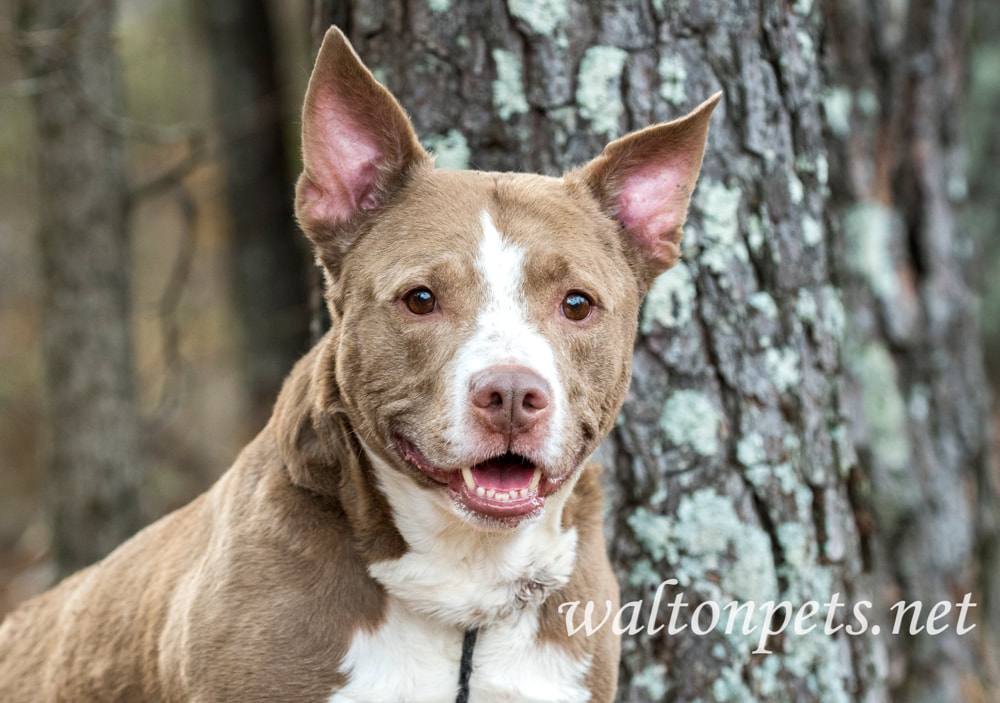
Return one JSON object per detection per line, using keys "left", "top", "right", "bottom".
{"left": 528, "top": 469, "right": 541, "bottom": 491}
{"left": 476, "top": 486, "right": 485, "bottom": 497}
{"left": 461, "top": 467, "right": 475, "bottom": 490}
{"left": 486, "top": 489, "right": 496, "bottom": 499}
{"left": 519, "top": 489, "right": 528, "bottom": 499}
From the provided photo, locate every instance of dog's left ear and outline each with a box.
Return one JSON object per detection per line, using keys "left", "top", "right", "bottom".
{"left": 296, "top": 27, "right": 429, "bottom": 246}
{"left": 577, "top": 92, "right": 722, "bottom": 287}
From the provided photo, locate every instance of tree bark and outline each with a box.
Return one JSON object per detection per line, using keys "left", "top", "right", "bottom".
{"left": 195, "top": 0, "right": 311, "bottom": 432}
{"left": 16, "top": 0, "right": 144, "bottom": 576}
{"left": 326, "top": 0, "right": 997, "bottom": 698}
{"left": 824, "top": 1, "right": 997, "bottom": 699}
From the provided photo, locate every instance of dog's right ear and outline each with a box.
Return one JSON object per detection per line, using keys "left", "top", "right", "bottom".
{"left": 295, "top": 27, "right": 428, "bottom": 247}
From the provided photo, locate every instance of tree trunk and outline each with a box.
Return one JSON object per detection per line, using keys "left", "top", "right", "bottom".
{"left": 824, "top": 1, "right": 997, "bottom": 700}
{"left": 322, "top": 0, "right": 997, "bottom": 698}
{"left": 195, "top": 0, "right": 311, "bottom": 433}
{"left": 16, "top": 0, "right": 144, "bottom": 576}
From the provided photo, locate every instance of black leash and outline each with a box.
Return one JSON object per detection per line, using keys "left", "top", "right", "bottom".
{"left": 455, "top": 627, "right": 479, "bottom": 703}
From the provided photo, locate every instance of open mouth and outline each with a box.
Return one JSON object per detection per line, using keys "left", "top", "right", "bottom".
{"left": 455, "top": 453, "right": 543, "bottom": 519}
{"left": 394, "top": 436, "right": 566, "bottom": 524}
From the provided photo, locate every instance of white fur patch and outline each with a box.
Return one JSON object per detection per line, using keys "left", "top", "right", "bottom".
{"left": 442, "top": 210, "right": 568, "bottom": 468}
{"left": 328, "top": 602, "right": 592, "bottom": 703}
{"left": 472, "top": 614, "right": 593, "bottom": 703}
{"left": 327, "top": 598, "right": 461, "bottom": 702}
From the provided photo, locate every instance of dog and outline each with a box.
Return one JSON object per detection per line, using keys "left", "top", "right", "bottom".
{"left": 0, "top": 27, "right": 718, "bottom": 702}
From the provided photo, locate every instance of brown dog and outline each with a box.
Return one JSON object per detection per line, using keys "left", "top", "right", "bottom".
{"left": 0, "top": 27, "right": 718, "bottom": 702}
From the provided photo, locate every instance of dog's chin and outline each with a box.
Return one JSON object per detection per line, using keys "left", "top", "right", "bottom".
{"left": 392, "top": 435, "right": 575, "bottom": 529}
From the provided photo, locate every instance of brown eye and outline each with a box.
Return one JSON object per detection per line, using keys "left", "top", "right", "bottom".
{"left": 561, "top": 292, "right": 593, "bottom": 321}
{"left": 405, "top": 288, "right": 436, "bottom": 315}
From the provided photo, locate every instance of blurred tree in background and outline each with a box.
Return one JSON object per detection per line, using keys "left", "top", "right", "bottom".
{"left": 194, "top": 0, "right": 311, "bottom": 432}
{"left": 1, "top": 0, "right": 999, "bottom": 699}
{"left": 16, "top": 0, "right": 144, "bottom": 576}
{"left": 967, "top": 0, "right": 1000, "bottom": 389}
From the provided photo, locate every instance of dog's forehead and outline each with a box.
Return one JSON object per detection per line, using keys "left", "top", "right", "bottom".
{"left": 351, "top": 168, "right": 628, "bottom": 292}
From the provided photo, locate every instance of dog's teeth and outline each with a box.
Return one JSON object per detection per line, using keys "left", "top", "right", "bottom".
{"left": 476, "top": 486, "right": 486, "bottom": 497}
{"left": 519, "top": 489, "right": 528, "bottom": 499}
{"left": 486, "top": 489, "right": 496, "bottom": 499}
{"left": 461, "top": 467, "right": 475, "bottom": 490}
{"left": 528, "top": 469, "right": 541, "bottom": 491}
{"left": 496, "top": 492, "right": 509, "bottom": 502}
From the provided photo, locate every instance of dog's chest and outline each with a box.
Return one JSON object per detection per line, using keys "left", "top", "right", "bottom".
{"left": 326, "top": 600, "right": 592, "bottom": 703}
{"left": 328, "top": 454, "right": 592, "bottom": 701}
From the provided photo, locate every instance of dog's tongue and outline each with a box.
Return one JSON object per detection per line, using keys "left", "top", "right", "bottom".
{"left": 471, "top": 456, "right": 535, "bottom": 490}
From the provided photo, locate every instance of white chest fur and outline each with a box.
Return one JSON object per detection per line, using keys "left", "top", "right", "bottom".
{"left": 328, "top": 451, "right": 592, "bottom": 702}
{"left": 363, "top": 450, "right": 582, "bottom": 628}
{"left": 327, "top": 599, "right": 592, "bottom": 703}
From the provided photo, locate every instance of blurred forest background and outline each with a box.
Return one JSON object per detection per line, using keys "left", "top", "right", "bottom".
{"left": 0, "top": 0, "right": 317, "bottom": 600}
{"left": 2, "top": 0, "right": 1000, "bottom": 700}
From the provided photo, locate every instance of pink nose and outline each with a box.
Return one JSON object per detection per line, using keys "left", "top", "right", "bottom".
{"left": 470, "top": 366, "right": 550, "bottom": 435}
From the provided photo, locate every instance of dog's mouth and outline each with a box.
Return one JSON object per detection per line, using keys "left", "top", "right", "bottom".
{"left": 393, "top": 436, "right": 568, "bottom": 526}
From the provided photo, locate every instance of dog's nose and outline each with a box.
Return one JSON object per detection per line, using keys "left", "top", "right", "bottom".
{"left": 470, "top": 366, "right": 550, "bottom": 435}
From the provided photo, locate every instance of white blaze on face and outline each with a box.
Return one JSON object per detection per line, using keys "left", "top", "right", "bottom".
{"left": 443, "top": 210, "right": 567, "bottom": 466}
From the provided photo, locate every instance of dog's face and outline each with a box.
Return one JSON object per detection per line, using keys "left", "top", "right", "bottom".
{"left": 296, "top": 29, "right": 718, "bottom": 529}
{"left": 327, "top": 170, "right": 640, "bottom": 527}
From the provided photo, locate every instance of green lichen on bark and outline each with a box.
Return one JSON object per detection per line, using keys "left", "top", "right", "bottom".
{"left": 659, "top": 390, "right": 721, "bottom": 456}
{"left": 423, "top": 130, "right": 471, "bottom": 169}
{"left": 657, "top": 54, "right": 688, "bottom": 105}
{"left": 642, "top": 265, "right": 696, "bottom": 332}
{"left": 576, "top": 46, "right": 628, "bottom": 139}
{"left": 507, "top": 0, "right": 569, "bottom": 35}
{"left": 491, "top": 49, "right": 529, "bottom": 120}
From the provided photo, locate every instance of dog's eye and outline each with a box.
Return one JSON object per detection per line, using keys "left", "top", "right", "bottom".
{"left": 561, "top": 292, "right": 593, "bottom": 321}
{"left": 404, "top": 288, "right": 436, "bottom": 315}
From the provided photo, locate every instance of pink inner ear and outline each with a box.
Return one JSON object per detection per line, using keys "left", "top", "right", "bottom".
{"left": 304, "top": 92, "right": 385, "bottom": 223}
{"left": 616, "top": 162, "right": 691, "bottom": 260}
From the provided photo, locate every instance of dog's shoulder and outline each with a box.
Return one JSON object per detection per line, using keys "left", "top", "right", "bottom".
{"left": 0, "top": 343, "right": 389, "bottom": 701}
{"left": 0, "top": 490, "right": 214, "bottom": 701}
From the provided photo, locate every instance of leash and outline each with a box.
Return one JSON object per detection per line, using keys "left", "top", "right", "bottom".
{"left": 455, "top": 627, "right": 479, "bottom": 703}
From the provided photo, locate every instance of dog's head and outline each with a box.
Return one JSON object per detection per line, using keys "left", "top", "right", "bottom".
{"left": 295, "top": 28, "right": 718, "bottom": 529}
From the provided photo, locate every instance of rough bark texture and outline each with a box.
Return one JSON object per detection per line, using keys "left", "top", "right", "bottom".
{"left": 967, "top": 0, "right": 1000, "bottom": 389}
{"left": 17, "top": 0, "right": 144, "bottom": 576}
{"left": 195, "top": 0, "right": 311, "bottom": 432}
{"left": 824, "top": 1, "right": 997, "bottom": 700}
{"left": 319, "top": 0, "right": 997, "bottom": 699}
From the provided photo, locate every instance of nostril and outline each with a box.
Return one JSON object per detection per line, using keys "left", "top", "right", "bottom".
{"left": 521, "top": 390, "right": 548, "bottom": 412}
{"left": 472, "top": 383, "right": 508, "bottom": 411}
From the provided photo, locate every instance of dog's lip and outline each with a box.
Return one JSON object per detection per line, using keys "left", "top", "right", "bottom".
{"left": 394, "top": 435, "right": 453, "bottom": 484}
{"left": 391, "top": 435, "right": 570, "bottom": 524}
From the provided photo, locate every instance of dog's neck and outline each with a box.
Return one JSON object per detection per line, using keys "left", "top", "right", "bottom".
{"left": 272, "top": 338, "right": 408, "bottom": 564}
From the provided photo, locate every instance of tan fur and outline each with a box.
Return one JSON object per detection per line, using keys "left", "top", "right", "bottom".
{"left": 0, "top": 26, "right": 718, "bottom": 702}
{"left": 0, "top": 348, "right": 380, "bottom": 701}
